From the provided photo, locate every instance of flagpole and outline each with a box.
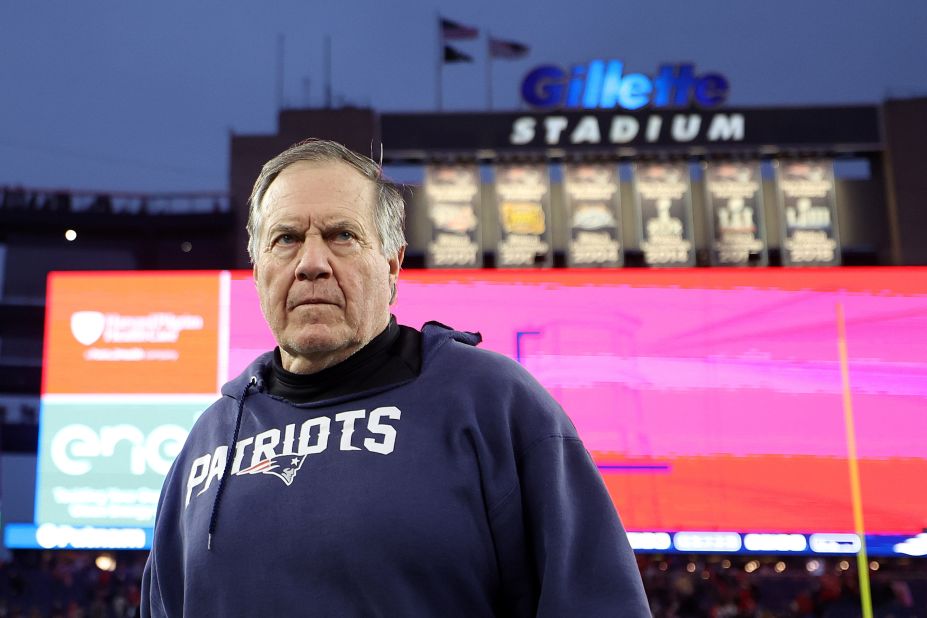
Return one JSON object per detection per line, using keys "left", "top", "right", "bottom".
{"left": 436, "top": 12, "right": 443, "bottom": 111}
{"left": 324, "top": 34, "right": 332, "bottom": 109}
{"left": 275, "top": 33, "right": 285, "bottom": 112}
{"left": 486, "top": 31, "right": 492, "bottom": 110}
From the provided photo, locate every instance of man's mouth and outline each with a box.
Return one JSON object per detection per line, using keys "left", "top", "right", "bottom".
{"left": 289, "top": 298, "right": 338, "bottom": 310}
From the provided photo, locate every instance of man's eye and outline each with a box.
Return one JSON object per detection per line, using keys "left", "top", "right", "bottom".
{"left": 275, "top": 233, "right": 295, "bottom": 245}
{"left": 334, "top": 231, "right": 356, "bottom": 242}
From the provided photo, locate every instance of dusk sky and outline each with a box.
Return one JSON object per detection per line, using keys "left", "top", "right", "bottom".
{"left": 1, "top": 0, "right": 925, "bottom": 193}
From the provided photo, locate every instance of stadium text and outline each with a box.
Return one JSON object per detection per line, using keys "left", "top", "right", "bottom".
{"left": 509, "top": 113, "right": 745, "bottom": 146}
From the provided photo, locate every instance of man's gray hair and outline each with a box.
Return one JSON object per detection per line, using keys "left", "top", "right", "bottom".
{"left": 247, "top": 139, "right": 406, "bottom": 264}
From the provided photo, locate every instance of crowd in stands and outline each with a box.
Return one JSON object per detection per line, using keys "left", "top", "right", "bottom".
{"left": 637, "top": 555, "right": 924, "bottom": 617}
{"left": 0, "top": 550, "right": 923, "bottom": 617}
{"left": 0, "top": 550, "right": 145, "bottom": 617}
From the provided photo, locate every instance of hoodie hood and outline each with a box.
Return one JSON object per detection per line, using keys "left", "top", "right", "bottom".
{"left": 220, "top": 351, "right": 274, "bottom": 400}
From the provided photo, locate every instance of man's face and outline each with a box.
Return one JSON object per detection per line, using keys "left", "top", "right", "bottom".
{"left": 254, "top": 160, "right": 403, "bottom": 372}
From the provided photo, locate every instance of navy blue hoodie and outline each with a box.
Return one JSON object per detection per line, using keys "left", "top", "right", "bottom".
{"left": 141, "top": 323, "right": 650, "bottom": 617}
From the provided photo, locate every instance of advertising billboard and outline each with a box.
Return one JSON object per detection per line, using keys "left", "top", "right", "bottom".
{"left": 10, "top": 268, "right": 927, "bottom": 556}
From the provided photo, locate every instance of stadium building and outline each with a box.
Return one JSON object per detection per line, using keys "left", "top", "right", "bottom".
{"left": 2, "top": 67, "right": 927, "bottom": 612}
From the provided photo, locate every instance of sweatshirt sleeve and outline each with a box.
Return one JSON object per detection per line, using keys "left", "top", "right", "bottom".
{"left": 489, "top": 435, "right": 651, "bottom": 617}
{"left": 141, "top": 457, "right": 186, "bottom": 618}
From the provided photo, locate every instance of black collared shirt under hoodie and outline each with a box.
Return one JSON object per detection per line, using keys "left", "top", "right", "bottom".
{"left": 141, "top": 320, "right": 650, "bottom": 617}
{"left": 265, "top": 316, "right": 421, "bottom": 404}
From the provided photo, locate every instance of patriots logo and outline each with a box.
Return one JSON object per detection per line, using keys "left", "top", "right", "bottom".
{"left": 236, "top": 454, "right": 308, "bottom": 486}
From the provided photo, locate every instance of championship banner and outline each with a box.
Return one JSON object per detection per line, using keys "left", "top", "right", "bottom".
{"left": 493, "top": 163, "right": 553, "bottom": 267}
{"left": 705, "top": 161, "right": 768, "bottom": 266}
{"left": 634, "top": 162, "right": 695, "bottom": 267}
{"left": 563, "top": 163, "right": 623, "bottom": 267}
{"left": 423, "top": 164, "right": 482, "bottom": 268}
{"left": 776, "top": 160, "right": 841, "bottom": 266}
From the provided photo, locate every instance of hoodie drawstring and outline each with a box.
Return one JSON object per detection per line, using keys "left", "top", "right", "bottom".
{"left": 208, "top": 375, "right": 256, "bottom": 550}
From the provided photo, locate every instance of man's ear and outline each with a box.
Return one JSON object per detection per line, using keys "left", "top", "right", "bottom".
{"left": 388, "top": 245, "right": 406, "bottom": 305}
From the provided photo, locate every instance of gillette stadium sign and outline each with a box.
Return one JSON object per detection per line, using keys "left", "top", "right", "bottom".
{"left": 510, "top": 59, "right": 738, "bottom": 147}
{"left": 521, "top": 60, "right": 729, "bottom": 110}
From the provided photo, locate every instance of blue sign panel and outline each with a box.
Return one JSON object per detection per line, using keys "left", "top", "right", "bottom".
{"left": 522, "top": 61, "right": 729, "bottom": 110}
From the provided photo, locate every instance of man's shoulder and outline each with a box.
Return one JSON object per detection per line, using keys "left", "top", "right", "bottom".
{"left": 418, "top": 322, "right": 559, "bottom": 405}
{"left": 415, "top": 322, "right": 580, "bottom": 449}
{"left": 419, "top": 321, "right": 521, "bottom": 374}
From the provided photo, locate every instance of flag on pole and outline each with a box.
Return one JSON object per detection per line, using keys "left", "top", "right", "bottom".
{"left": 489, "top": 37, "right": 529, "bottom": 59}
{"left": 440, "top": 17, "right": 479, "bottom": 40}
{"left": 444, "top": 45, "right": 474, "bottom": 63}
{"left": 437, "top": 16, "right": 477, "bottom": 109}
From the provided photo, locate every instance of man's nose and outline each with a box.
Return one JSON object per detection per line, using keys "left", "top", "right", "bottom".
{"left": 294, "top": 235, "right": 333, "bottom": 281}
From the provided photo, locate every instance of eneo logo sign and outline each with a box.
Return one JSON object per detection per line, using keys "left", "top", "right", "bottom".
{"left": 36, "top": 400, "right": 206, "bottom": 527}
{"left": 44, "top": 273, "right": 220, "bottom": 394}
{"left": 522, "top": 60, "right": 729, "bottom": 110}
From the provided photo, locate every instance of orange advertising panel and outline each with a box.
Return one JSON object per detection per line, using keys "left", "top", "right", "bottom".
{"left": 43, "top": 272, "right": 221, "bottom": 394}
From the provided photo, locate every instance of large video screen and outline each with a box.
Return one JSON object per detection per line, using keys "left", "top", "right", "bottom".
{"left": 8, "top": 268, "right": 927, "bottom": 556}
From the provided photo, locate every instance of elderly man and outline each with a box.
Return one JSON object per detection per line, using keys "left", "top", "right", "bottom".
{"left": 141, "top": 139, "right": 650, "bottom": 617}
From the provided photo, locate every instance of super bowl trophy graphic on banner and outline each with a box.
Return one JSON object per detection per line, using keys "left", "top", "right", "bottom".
{"left": 494, "top": 163, "right": 553, "bottom": 268}
{"left": 563, "top": 163, "right": 624, "bottom": 268}
{"left": 423, "top": 164, "right": 482, "bottom": 268}
{"left": 775, "top": 160, "right": 841, "bottom": 266}
{"left": 705, "top": 161, "right": 768, "bottom": 266}
{"left": 634, "top": 162, "right": 695, "bottom": 267}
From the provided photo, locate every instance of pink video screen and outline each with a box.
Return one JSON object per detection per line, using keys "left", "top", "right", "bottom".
{"left": 229, "top": 268, "right": 927, "bottom": 537}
